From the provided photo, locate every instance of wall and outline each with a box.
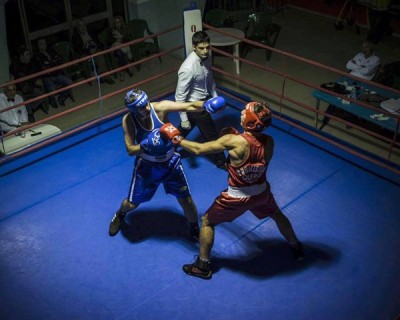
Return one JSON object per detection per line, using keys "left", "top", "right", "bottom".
{"left": 290, "top": 0, "right": 399, "bottom": 33}
{"left": 128, "top": 0, "right": 206, "bottom": 58}
{"left": 0, "top": 0, "right": 207, "bottom": 86}
{"left": 0, "top": 3, "right": 10, "bottom": 83}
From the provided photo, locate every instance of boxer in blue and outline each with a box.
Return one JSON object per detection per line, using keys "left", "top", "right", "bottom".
{"left": 108, "top": 88, "right": 225, "bottom": 239}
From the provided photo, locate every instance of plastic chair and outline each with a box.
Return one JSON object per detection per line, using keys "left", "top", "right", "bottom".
{"left": 204, "top": 9, "right": 233, "bottom": 27}
{"left": 125, "top": 19, "right": 162, "bottom": 64}
{"left": 52, "top": 41, "right": 91, "bottom": 82}
{"left": 242, "top": 12, "right": 281, "bottom": 61}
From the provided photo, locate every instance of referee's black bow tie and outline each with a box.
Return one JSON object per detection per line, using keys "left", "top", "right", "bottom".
{"left": 7, "top": 98, "right": 15, "bottom": 102}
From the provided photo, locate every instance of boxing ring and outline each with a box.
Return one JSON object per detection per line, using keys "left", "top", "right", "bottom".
{"left": 1, "top": 16, "right": 400, "bottom": 320}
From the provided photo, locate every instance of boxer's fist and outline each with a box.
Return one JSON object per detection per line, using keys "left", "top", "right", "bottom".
{"left": 219, "top": 126, "right": 240, "bottom": 137}
{"left": 203, "top": 96, "right": 226, "bottom": 113}
{"left": 160, "top": 123, "right": 184, "bottom": 146}
{"left": 139, "top": 138, "right": 149, "bottom": 151}
{"left": 141, "top": 129, "right": 168, "bottom": 155}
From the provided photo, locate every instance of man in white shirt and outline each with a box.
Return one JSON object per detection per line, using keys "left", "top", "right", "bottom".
{"left": 346, "top": 41, "right": 381, "bottom": 80}
{"left": 175, "top": 31, "right": 226, "bottom": 170}
{"left": 0, "top": 84, "right": 28, "bottom": 134}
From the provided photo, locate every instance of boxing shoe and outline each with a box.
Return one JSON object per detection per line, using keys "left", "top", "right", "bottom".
{"left": 109, "top": 211, "right": 126, "bottom": 236}
{"left": 182, "top": 256, "right": 212, "bottom": 280}
{"left": 290, "top": 242, "right": 304, "bottom": 261}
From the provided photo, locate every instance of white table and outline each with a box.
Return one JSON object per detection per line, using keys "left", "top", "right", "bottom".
{"left": 206, "top": 28, "right": 245, "bottom": 74}
{"left": 0, "top": 124, "right": 62, "bottom": 155}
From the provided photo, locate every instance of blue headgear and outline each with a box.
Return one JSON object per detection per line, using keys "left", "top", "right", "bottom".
{"left": 125, "top": 89, "right": 149, "bottom": 112}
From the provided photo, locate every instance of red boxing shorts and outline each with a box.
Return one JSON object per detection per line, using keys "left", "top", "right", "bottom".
{"left": 205, "top": 183, "right": 280, "bottom": 225}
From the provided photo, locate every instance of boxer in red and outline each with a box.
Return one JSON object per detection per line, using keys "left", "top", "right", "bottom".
{"left": 161, "top": 101, "right": 303, "bottom": 279}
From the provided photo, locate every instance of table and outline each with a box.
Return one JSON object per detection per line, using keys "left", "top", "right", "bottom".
{"left": 206, "top": 28, "right": 245, "bottom": 74}
{"left": 0, "top": 124, "right": 62, "bottom": 155}
{"left": 312, "top": 77, "right": 400, "bottom": 132}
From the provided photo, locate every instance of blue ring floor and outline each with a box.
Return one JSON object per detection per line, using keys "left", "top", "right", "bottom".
{"left": 1, "top": 96, "right": 399, "bottom": 320}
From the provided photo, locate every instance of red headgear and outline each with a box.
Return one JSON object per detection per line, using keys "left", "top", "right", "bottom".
{"left": 242, "top": 102, "right": 272, "bottom": 131}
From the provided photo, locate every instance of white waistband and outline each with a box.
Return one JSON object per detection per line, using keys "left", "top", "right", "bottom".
{"left": 140, "top": 149, "right": 175, "bottom": 162}
{"left": 227, "top": 182, "right": 266, "bottom": 198}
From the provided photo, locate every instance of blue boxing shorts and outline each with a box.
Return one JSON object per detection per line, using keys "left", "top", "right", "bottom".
{"left": 127, "top": 152, "right": 191, "bottom": 204}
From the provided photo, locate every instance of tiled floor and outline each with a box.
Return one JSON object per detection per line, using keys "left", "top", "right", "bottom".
{"left": 30, "top": 6, "right": 400, "bottom": 167}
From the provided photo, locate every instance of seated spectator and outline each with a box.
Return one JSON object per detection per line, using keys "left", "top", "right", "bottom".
{"left": 110, "top": 15, "right": 133, "bottom": 80}
{"left": 0, "top": 84, "right": 29, "bottom": 135}
{"left": 373, "top": 61, "right": 400, "bottom": 88}
{"left": 10, "top": 45, "right": 49, "bottom": 122}
{"left": 71, "top": 19, "right": 115, "bottom": 85}
{"left": 346, "top": 41, "right": 381, "bottom": 80}
{"left": 33, "top": 38, "right": 74, "bottom": 108}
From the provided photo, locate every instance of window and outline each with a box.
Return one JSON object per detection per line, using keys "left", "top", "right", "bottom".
{"left": 24, "top": 0, "right": 67, "bottom": 32}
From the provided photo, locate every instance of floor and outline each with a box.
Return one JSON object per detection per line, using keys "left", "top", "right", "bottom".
{"left": 1, "top": 94, "right": 399, "bottom": 320}
{"left": 1, "top": 8, "right": 400, "bottom": 319}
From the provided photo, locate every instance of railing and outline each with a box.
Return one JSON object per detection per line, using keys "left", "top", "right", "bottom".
{"left": 0, "top": 24, "right": 183, "bottom": 162}
{"left": 1, "top": 21, "right": 399, "bottom": 176}
{"left": 203, "top": 23, "right": 400, "bottom": 174}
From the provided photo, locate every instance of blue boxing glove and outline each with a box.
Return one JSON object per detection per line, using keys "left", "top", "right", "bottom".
{"left": 140, "top": 129, "right": 170, "bottom": 156}
{"left": 203, "top": 96, "right": 226, "bottom": 113}
{"left": 140, "top": 138, "right": 149, "bottom": 151}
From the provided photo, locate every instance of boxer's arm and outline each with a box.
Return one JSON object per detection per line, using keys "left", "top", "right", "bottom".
{"left": 154, "top": 97, "right": 226, "bottom": 116}
{"left": 181, "top": 131, "right": 240, "bottom": 156}
{"left": 122, "top": 114, "right": 141, "bottom": 156}
{"left": 153, "top": 100, "right": 204, "bottom": 115}
{"left": 161, "top": 122, "right": 245, "bottom": 160}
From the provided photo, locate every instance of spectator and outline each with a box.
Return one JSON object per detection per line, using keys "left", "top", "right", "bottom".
{"left": 72, "top": 19, "right": 100, "bottom": 57}
{"left": 175, "top": 31, "right": 227, "bottom": 170}
{"left": 10, "top": 45, "right": 49, "bottom": 122}
{"left": 373, "top": 61, "right": 400, "bottom": 88}
{"left": 0, "top": 84, "right": 28, "bottom": 135}
{"left": 33, "top": 38, "right": 74, "bottom": 108}
{"left": 71, "top": 19, "right": 115, "bottom": 85}
{"left": 346, "top": 41, "right": 381, "bottom": 80}
{"left": 111, "top": 15, "right": 134, "bottom": 81}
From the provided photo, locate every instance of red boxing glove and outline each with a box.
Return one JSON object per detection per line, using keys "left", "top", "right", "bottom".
{"left": 160, "top": 123, "right": 184, "bottom": 145}
{"left": 219, "top": 126, "right": 240, "bottom": 137}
